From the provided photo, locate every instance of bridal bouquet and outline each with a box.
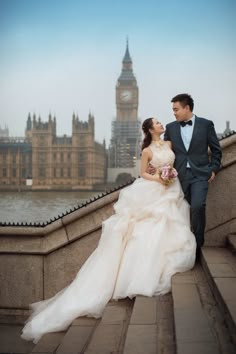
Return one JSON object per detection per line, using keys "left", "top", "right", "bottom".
{"left": 157, "top": 165, "right": 178, "bottom": 185}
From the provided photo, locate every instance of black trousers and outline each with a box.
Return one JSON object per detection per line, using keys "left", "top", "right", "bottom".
{"left": 180, "top": 169, "right": 209, "bottom": 252}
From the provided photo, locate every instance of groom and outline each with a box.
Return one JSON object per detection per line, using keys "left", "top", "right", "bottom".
{"left": 164, "top": 93, "right": 222, "bottom": 257}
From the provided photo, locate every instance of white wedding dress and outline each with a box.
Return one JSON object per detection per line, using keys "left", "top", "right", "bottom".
{"left": 21, "top": 142, "right": 196, "bottom": 343}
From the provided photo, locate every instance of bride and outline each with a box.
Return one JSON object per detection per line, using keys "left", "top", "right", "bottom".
{"left": 21, "top": 117, "right": 196, "bottom": 343}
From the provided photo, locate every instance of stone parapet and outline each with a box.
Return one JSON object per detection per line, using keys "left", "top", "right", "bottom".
{"left": 205, "top": 134, "right": 236, "bottom": 246}
{"left": 0, "top": 191, "right": 119, "bottom": 255}
{"left": 0, "top": 191, "right": 119, "bottom": 309}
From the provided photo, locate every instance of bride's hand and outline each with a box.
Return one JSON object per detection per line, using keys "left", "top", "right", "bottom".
{"left": 147, "top": 163, "right": 156, "bottom": 175}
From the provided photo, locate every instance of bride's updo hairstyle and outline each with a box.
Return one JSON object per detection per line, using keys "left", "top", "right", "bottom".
{"left": 142, "top": 117, "right": 154, "bottom": 150}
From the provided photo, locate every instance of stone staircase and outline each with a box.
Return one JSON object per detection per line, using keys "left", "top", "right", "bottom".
{"left": 1, "top": 236, "right": 235, "bottom": 354}
{"left": 201, "top": 244, "right": 236, "bottom": 348}
{"left": 171, "top": 235, "right": 236, "bottom": 354}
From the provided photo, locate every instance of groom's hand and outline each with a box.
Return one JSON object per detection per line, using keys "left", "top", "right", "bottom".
{"left": 208, "top": 171, "right": 216, "bottom": 183}
{"left": 147, "top": 163, "right": 156, "bottom": 175}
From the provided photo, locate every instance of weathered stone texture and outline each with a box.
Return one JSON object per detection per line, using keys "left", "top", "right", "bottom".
{"left": 44, "top": 230, "right": 101, "bottom": 298}
{"left": 0, "top": 254, "right": 43, "bottom": 308}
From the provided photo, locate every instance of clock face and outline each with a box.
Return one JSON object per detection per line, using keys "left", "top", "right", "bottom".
{"left": 120, "top": 90, "right": 132, "bottom": 102}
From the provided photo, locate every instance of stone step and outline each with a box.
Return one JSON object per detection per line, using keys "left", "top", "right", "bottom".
{"left": 84, "top": 298, "right": 133, "bottom": 354}
{"left": 0, "top": 323, "right": 35, "bottom": 354}
{"left": 30, "top": 298, "right": 133, "bottom": 354}
{"left": 123, "top": 296, "right": 158, "bottom": 354}
{"left": 55, "top": 317, "right": 99, "bottom": 354}
{"left": 172, "top": 267, "right": 219, "bottom": 354}
{"left": 227, "top": 235, "right": 236, "bottom": 255}
{"left": 123, "top": 294, "right": 175, "bottom": 354}
{"left": 31, "top": 331, "right": 66, "bottom": 354}
{"left": 30, "top": 315, "right": 99, "bottom": 354}
{"left": 201, "top": 246, "right": 236, "bottom": 347}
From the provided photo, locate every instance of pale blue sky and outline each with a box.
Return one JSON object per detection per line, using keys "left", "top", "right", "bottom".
{"left": 0, "top": 0, "right": 235, "bottom": 143}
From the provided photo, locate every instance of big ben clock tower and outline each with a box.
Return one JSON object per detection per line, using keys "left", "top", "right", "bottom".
{"left": 109, "top": 41, "right": 142, "bottom": 170}
{"left": 116, "top": 42, "right": 138, "bottom": 121}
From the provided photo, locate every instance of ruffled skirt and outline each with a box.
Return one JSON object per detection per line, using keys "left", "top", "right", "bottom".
{"left": 21, "top": 177, "right": 196, "bottom": 343}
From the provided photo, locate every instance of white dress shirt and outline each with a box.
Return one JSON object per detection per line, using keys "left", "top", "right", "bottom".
{"left": 180, "top": 115, "right": 195, "bottom": 168}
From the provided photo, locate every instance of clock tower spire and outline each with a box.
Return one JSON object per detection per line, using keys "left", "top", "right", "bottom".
{"left": 122, "top": 38, "right": 133, "bottom": 70}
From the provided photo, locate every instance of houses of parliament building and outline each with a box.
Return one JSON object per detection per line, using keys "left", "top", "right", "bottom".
{"left": 0, "top": 42, "right": 142, "bottom": 190}
{"left": 0, "top": 113, "right": 106, "bottom": 190}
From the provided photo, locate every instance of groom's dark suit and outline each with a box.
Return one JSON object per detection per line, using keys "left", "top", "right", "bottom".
{"left": 164, "top": 116, "right": 222, "bottom": 252}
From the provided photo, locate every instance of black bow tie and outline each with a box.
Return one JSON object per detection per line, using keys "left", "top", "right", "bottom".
{"left": 180, "top": 120, "right": 192, "bottom": 127}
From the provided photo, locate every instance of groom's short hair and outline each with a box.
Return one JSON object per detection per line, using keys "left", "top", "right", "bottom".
{"left": 171, "top": 93, "right": 194, "bottom": 112}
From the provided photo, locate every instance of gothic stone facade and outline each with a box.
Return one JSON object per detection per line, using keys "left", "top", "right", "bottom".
{"left": 0, "top": 113, "right": 107, "bottom": 190}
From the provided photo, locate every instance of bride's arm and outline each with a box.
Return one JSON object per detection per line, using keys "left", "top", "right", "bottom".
{"left": 141, "top": 149, "right": 162, "bottom": 182}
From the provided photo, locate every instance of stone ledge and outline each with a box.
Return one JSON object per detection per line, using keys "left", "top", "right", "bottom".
{"left": 0, "top": 191, "right": 119, "bottom": 255}
{"left": 205, "top": 219, "right": 236, "bottom": 247}
{"left": 220, "top": 133, "right": 236, "bottom": 149}
{"left": 0, "top": 308, "right": 31, "bottom": 325}
{"left": 0, "top": 190, "right": 119, "bottom": 236}
{"left": 219, "top": 134, "right": 236, "bottom": 169}
{"left": 201, "top": 247, "right": 236, "bottom": 347}
{"left": 228, "top": 234, "right": 236, "bottom": 255}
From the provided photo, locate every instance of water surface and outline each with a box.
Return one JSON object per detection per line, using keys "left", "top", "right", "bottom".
{"left": 0, "top": 191, "right": 99, "bottom": 223}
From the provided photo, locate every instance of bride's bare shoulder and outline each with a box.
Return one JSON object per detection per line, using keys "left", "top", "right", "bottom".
{"left": 165, "top": 140, "right": 172, "bottom": 148}
{"left": 141, "top": 147, "right": 152, "bottom": 158}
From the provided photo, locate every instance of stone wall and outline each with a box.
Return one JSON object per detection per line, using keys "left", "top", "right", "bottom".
{"left": 205, "top": 134, "right": 236, "bottom": 246}
{"left": 0, "top": 191, "right": 119, "bottom": 310}
{"left": 0, "top": 134, "right": 235, "bottom": 312}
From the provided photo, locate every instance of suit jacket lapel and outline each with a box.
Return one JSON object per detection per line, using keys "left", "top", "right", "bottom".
{"left": 188, "top": 116, "right": 200, "bottom": 152}
{"left": 174, "top": 121, "right": 187, "bottom": 152}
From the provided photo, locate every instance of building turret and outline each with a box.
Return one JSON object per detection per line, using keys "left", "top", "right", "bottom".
{"left": 25, "top": 113, "right": 33, "bottom": 140}
{"left": 26, "top": 113, "right": 32, "bottom": 131}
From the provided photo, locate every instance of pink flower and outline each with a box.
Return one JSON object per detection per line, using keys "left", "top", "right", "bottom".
{"left": 159, "top": 165, "right": 178, "bottom": 184}
{"left": 170, "top": 168, "right": 178, "bottom": 178}
{"left": 161, "top": 165, "right": 171, "bottom": 180}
